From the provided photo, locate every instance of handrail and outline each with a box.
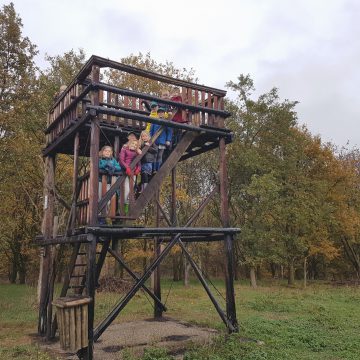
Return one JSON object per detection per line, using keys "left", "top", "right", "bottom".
{"left": 81, "top": 55, "right": 227, "bottom": 96}
{"left": 50, "top": 54, "right": 227, "bottom": 112}
{"left": 93, "top": 82, "right": 230, "bottom": 117}
{"left": 87, "top": 105, "right": 232, "bottom": 136}
{"left": 46, "top": 81, "right": 229, "bottom": 135}
{"left": 46, "top": 83, "right": 93, "bottom": 134}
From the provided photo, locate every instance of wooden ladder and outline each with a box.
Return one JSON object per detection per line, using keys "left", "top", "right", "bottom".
{"left": 60, "top": 238, "right": 111, "bottom": 297}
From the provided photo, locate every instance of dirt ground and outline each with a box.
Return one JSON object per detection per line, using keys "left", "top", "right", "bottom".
{"left": 38, "top": 317, "right": 218, "bottom": 359}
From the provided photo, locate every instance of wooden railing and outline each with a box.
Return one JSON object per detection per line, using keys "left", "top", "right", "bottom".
{"left": 45, "top": 56, "right": 229, "bottom": 145}
{"left": 76, "top": 172, "right": 134, "bottom": 226}
{"left": 76, "top": 173, "right": 90, "bottom": 226}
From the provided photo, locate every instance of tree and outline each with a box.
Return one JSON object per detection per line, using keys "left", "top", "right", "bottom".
{"left": 0, "top": 2, "right": 38, "bottom": 132}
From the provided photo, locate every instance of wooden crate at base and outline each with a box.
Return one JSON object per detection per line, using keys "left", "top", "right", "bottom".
{"left": 52, "top": 296, "right": 91, "bottom": 352}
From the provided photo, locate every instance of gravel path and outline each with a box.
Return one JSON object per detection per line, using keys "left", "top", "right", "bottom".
{"left": 40, "top": 317, "right": 218, "bottom": 359}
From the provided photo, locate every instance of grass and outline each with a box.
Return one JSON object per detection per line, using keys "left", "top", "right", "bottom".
{"left": 1, "top": 280, "right": 360, "bottom": 359}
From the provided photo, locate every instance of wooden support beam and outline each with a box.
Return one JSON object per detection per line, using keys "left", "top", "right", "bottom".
{"left": 86, "top": 226, "right": 239, "bottom": 236}
{"left": 34, "top": 234, "right": 89, "bottom": 246}
{"left": 86, "top": 64, "right": 100, "bottom": 360}
{"left": 219, "top": 137, "right": 238, "bottom": 333}
{"left": 38, "top": 155, "right": 55, "bottom": 336}
{"left": 154, "top": 191, "right": 162, "bottom": 318}
{"left": 177, "top": 237, "right": 236, "bottom": 332}
{"left": 86, "top": 234, "right": 97, "bottom": 359}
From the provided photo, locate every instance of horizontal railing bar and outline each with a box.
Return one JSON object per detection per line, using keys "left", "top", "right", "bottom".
{"left": 33, "top": 234, "right": 90, "bottom": 246}
{"left": 87, "top": 105, "right": 232, "bottom": 137}
{"left": 94, "top": 82, "right": 230, "bottom": 118}
{"left": 78, "top": 55, "right": 227, "bottom": 96}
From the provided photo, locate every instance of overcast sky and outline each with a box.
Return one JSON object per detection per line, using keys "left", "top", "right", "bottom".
{"left": 9, "top": 0, "right": 360, "bottom": 148}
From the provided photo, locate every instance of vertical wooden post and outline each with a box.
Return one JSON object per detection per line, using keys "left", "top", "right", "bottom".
{"left": 153, "top": 190, "right": 162, "bottom": 318}
{"left": 38, "top": 155, "right": 56, "bottom": 335}
{"left": 219, "top": 137, "right": 238, "bottom": 333}
{"left": 86, "top": 65, "right": 100, "bottom": 360}
{"left": 112, "top": 135, "right": 121, "bottom": 273}
{"left": 70, "top": 132, "right": 80, "bottom": 232}
{"left": 171, "top": 168, "right": 177, "bottom": 226}
{"left": 88, "top": 66, "right": 100, "bottom": 226}
{"left": 46, "top": 216, "right": 59, "bottom": 340}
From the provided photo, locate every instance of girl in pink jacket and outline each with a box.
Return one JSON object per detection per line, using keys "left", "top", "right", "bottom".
{"left": 119, "top": 140, "right": 141, "bottom": 214}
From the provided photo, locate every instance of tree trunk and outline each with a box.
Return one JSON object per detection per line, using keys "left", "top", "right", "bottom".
{"left": 9, "top": 261, "right": 17, "bottom": 283}
{"left": 303, "top": 257, "right": 307, "bottom": 288}
{"left": 288, "top": 260, "right": 295, "bottom": 286}
{"left": 250, "top": 266, "right": 257, "bottom": 288}
{"left": 270, "top": 262, "right": 277, "bottom": 278}
{"left": 19, "top": 269, "right": 26, "bottom": 284}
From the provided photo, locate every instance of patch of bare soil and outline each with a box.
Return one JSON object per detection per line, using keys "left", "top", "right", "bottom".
{"left": 36, "top": 317, "right": 218, "bottom": 359}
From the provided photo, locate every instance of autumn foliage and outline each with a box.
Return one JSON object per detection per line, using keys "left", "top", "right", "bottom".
{"left": 1, "top": 3, "right": 360, "bottom": 287}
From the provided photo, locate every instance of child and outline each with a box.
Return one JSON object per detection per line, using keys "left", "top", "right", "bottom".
{"left": 158, "top": 89, "right": 173, "bottom": 119}
{"left": 119, "top": 139, "right": 142, "bottom": 214}
{"left": 150, "top": 107, "right": 172, "bottom": 172}
{"left": 98, "top": 146, "right": 121, "bottom": 222}
{"left": 170, "top": 87, "right": 188, "bottom": 146}
{"left": 124, "top": 132, "right": 137, "bottom": 147}
{"left": 139, "top": 131, "right": 157, "bottom": 192}
{"left": 99, "top": 145, "right": 122, "bottom": 188}
{"left": 170, "top": 87, "right": 186, "bottom": 123}
{"left": 145, "top": 101, "right": 158, "bottom": 132}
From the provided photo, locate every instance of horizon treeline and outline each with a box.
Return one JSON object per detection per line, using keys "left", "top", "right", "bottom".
{"left": 1, "top": 2, "right": 359, "bottom": 287}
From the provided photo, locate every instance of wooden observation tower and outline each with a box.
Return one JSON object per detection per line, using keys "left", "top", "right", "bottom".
{"left": 35, "top": 55, "right": 239, "bottom": 359}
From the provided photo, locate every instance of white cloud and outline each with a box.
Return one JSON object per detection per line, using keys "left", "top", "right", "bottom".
{"left": 10, "top": 0, "right": 360, "bottom": 147}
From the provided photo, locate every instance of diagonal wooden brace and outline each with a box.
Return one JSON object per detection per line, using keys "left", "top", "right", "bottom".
{"left": 93, "top": 187, "right": 218, "bottom": 341}
{"left": 107, "top": 248, "right": 167, "bottom": 312}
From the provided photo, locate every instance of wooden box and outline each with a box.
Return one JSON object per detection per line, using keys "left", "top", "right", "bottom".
{"left": 52, "top": 296, "right": 91, "bottom": 352}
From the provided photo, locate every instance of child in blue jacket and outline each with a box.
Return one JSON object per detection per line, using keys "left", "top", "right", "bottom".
{"left": 98, "top": 145, "right": 122, "bottom": 223}
{"left": 150, "top": 107, "right": 172, "bottom": 172}
{"left": 99, "top": 145, "right": 122, "bottom": 180}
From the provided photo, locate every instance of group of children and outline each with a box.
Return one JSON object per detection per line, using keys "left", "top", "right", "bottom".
{"left": 98, "top": 87, "right": 185, "bottom": 217}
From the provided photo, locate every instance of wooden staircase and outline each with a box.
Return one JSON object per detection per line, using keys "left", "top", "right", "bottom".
{"left": 129, "top": 131, "right": 198, "bottom": 219}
